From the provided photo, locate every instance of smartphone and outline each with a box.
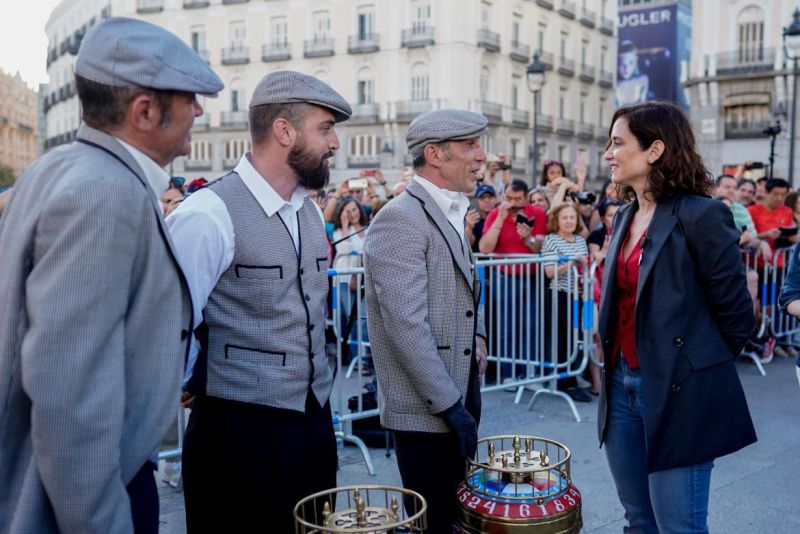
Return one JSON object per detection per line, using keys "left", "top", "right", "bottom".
{"left": 746, "top": 161, "right": 765, "bottom": 170}
{"left": 779, "top": 226, "right": 798, "bottom": 237}
{"left": 516, "top": 213, "right": 531, "bottom": 226}
{"left": 348, "top": 178, "right": 368, "bottom": 189}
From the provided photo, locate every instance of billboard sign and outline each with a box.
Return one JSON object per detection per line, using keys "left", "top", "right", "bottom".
{"left": 617, "top": 3, "right": 691, "bottom": 108}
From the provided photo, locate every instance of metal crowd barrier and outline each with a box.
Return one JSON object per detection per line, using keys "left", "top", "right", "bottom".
{"left": 766, "top": 246, "right": 800, "bottom": 351}
{"left": 158, "top": 255, "right": 604, "bottom": 477}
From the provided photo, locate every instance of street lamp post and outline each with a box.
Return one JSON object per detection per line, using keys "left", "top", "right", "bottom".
{"left": 526, "top": 54, "right": 547, "bottom": 184}
{"left": 783, "top": 8, "right": 800, "bottom": 186}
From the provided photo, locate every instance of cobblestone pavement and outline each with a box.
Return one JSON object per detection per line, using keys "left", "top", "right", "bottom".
{"left": 158, "top": 356, "right": 800, "bottom": 533}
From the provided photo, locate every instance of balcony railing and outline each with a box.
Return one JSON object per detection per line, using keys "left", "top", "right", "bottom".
{"left": 396, "top": 100, "right": 433, "bottom": 121}
{"left": 556, "top": 117, "right": 575, "bottom": 136}
{"left": 137, "top": 0, "right": 164, "bottom": 13}
{"left": 558, "top": 0, "right": 576, "bottom": 19}
{"left": 348, "top": 154, "right": 381, "bottom": 167}
{"left": 536, "top": 0, "right": 554, "bottom": 9}
{"left": 577, "top": 122, "right": 594, "bottom": 139}
{"left": 600, "top": 17, "right": 614, "bottom": 35}
{"left": 536, "top": 114, "right": 555, "bottom": 133}
{"left": 716, "top": 47, "right": 776, "bottom": 75}
{"left": 222, "top": 0, "right": 249, "bottom": 4}
{"left": 477, "top": 29, "right": 501, "bottom": 52}
{"left": 510, "top": 40, "right": 530, "bottom": 63}
{"left": 580, "top": 8, "right": 596, "bottom": 28}
{"left": 350, "top": 103, "right": 380, "bottom": 123}
{"left": 184, "top": 158, "right": 212, "bottom": 170}
{"left": 579, "top": 64, "right": 596, "bottom": 83}
{"left": 595, "top": 124, "right": 608, "bottom": 141}
{"left": 535, "top": 49, "right": 555, "bottom": 70}
{"left": 558, "top": 57, "right": 576, "bottom": 77}
{"left": 478, "top": 101, "right": 503, "bottom": 122}
{"left": 262, "top": 42, "right": 291, "bottom": 62}
{"left": 511, "top": 108, "right": 530, "bottom": 128}
{"left": 725, "top": 120, "right": 774, "bottom": 139}
{"left": 183, "top": 0, "right": 209, "bottom": 8}
{"left": 401, "top": 26, "right": 435, "bottom": 48}
{"left": 348, "top": 34, "right": 380, "bottom": 54}
{"left": 304, "top": 37, "right": 335, "bottom": 58}
{"left": 221, "top": 46, "right": 249, "bottom": 65}
{"left": 220, "top": 111, "right": 248, "bottom": 129}
{"left": 599, "top": 69, "right": 614, "bottom": 88}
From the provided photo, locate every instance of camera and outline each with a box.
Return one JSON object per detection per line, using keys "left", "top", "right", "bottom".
{"left": 568, "top": 191, "right": 597, "bottom": 205}
{"left": 496, "top": 161, "right": 512, "bottom": 171}
{"left": 763, "top": 124, "right": 782, "bottom": 137}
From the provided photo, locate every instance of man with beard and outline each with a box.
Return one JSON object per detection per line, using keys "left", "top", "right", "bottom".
{"left": 166, "top": 71, "right": 350, "bottom": 532}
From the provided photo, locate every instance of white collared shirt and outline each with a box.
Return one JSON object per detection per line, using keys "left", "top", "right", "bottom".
{"left": 413, "top": 174, "right": 471, "bottom": 253}
{"left": 166, "top": 152, "right": 324, "bottom": 384}
{"left": 115, "top": 137, "right": 171, "bottom": 201}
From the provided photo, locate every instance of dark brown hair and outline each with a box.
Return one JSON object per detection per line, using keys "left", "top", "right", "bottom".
{"left": 547, "top": 203, "right": 584, "bottom": 234}
{"left": 249, "top": 102, "right": 312, "bottom": 146}
{"left": 609, "top": 101, "right": 712, "bottom": 203}
{"left": 76, "top": 74, "right": 175, "bottom": 129}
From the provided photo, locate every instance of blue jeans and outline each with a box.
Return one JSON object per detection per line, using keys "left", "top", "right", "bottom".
{"left": 604, "top": 359, "right": 714, "bottom": 534}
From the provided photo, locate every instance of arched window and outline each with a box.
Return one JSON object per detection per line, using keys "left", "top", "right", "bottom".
{"left": 737, "top": 5, "right": 765, "bottom": 63}
{"left": 410, "top": 63, "right": 429, "bottom": 101}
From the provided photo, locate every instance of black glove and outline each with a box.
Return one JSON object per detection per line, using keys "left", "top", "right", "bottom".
{"left": 438, "top": 400, "right": 477, "bottom": 460}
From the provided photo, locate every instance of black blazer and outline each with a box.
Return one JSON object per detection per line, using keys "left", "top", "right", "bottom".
{"left": 598, "top": 193, "right": 757, "bottom": 473}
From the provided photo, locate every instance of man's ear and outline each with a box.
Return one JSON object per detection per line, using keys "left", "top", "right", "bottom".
{"left": 423, "top": 144, "right": 444, "bottom": 169}
{"left": 271, "top": 117, "right": 297, "bottom": 148}
{"left": 126, "top": 93, "right": 162, "bottom": 132}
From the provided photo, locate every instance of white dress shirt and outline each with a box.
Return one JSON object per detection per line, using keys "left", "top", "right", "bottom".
{"left": 166, "top": 152, "right": 325, "bottom": 384}
{"left": 413, "top": 174, "right": 471, "bottom": 254}
{"left": 115, "top": 137, "right": 171, "bottom": 201}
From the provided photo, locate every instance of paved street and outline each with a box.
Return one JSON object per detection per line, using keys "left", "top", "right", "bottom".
{"left": 158, "top": 356, "right": 800, "bottom": 533}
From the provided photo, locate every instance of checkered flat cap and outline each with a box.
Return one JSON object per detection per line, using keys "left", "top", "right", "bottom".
{"left": 249, "top": 71, "right": 351, "bottom": 122}
{"left": 75, "top": 17, "right": 224, "bottom": 97}
{"left": 406, "top": 109, "right": 489, "bottom": 156}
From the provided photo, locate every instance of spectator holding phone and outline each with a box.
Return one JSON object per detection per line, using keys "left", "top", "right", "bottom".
{"left": 485, "top": 153, "right": 512, "bottom": 195}
{"left": 479, "top": 179, "right": 547, "bottom": 380}
{"left": 748, "top": 178, "right": 798, "bottom": 252}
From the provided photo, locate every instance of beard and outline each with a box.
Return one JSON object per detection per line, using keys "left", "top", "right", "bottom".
{"left": 287, "top": 136, "right": 332, "bottom": 190}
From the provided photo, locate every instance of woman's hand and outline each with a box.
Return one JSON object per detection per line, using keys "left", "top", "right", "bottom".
{"left": 340, "top": 210, "right": 350, "bottom": 231}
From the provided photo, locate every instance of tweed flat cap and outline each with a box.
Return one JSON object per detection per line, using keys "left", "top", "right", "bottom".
{"left": 249, "top": 71, "right": 351, "bottom": 122}
{"left": 75, "top": 17, "right": 224, "bottom": 97}
{"left": 406, "top": 109, "right": 489, "bottom": 156}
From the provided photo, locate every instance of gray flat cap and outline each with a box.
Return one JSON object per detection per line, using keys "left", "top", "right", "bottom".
{"left": 250, "top": 71, "right": 351, "bottom": 122}
{"left": 406, "top": 109, "right": 489, "bottom": 156}
{"left": 75, "top": 17, "right": 224, "bottom": 97}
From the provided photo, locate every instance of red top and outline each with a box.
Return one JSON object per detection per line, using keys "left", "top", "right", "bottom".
{"left": 611, "top": 227, "right": 645, "bottom": 369}
{"left": 483, "top": 204, "right": 548, "bottom": 275}
{"left": 748, "top": 203, "right": 795, "bottom": 267}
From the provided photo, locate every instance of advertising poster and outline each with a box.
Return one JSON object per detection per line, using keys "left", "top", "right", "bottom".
{"left": 617, "top": 3, "right": 691, "bottom": 108}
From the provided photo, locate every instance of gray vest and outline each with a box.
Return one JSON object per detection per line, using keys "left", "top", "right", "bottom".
{"left": 203, "top": 172, "right": 333, "bottom": 412}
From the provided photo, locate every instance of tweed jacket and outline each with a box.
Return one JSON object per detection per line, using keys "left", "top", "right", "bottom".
{"left": 364, "top": 179, "right": 485, "bottom": 433}
{"left": 0, "top": 125, "right": 192, "bottom": 533}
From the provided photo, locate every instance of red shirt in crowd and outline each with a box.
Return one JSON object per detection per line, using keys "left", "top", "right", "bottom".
{"left": 483, "top": 204, "right": 547, "bottom": 274}
{"left": 748, "top": 203, "right": 794, "bottom": 267}
{"left": 611, "top": 228, "right": 645, "bottom": 369}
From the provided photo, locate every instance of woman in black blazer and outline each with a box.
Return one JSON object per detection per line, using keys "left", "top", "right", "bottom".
{"left": 598, "top": 101, "right": 757, "bottom": 533}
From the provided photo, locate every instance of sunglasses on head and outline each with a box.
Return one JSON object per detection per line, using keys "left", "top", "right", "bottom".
{"left": 544, "top": 160, "right": 562, "bottom": 166}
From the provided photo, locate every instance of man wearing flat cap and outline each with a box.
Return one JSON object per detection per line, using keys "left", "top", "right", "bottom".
{"left": 168, "top": 70, "right": 350, "bottom": 532}
{"left": 0, "top": 17, "right": 222, "bottom": 534}
{"left": 364, "top": 109, "right": 489, "bottom": 532}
